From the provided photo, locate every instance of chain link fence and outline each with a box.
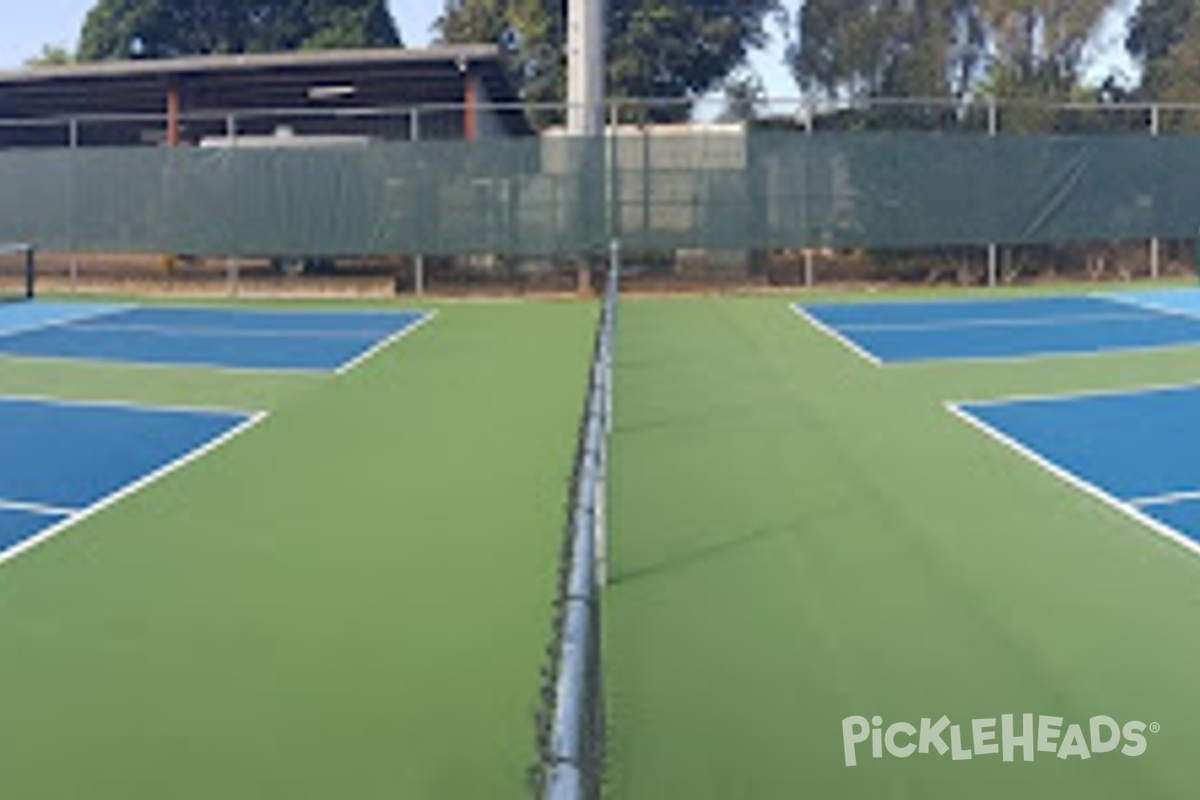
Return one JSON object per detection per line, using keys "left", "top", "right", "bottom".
{"left": 0, "top": 96, "right": 1198, "bottom": 294}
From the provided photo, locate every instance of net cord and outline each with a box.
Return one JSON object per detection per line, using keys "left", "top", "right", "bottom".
{"left": 544, "top": 242, "right": 618, "bottom": 800}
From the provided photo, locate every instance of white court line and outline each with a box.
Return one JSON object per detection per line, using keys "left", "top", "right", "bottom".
{"left": 947, "top": 403, "right": 1200, "bottom": 561}
{"left": 0, "top": 303, "right": 134, "bottom": 340}
{"left": 69, "top": 322, "right": 399, "bottom": 341}
{"left": 0, "top": 391, "right": 260, "bottom": 418}
{"left": 951, "top": 379, "right": 1200, "bottom": 410}
{"left": 0, "top": 410, "right": 267, "bottom": 571}
{"left": 0, "top": 350, "right": 329, "bottom": 377}
{"left": 335, "top": 310, "right": 438, "bottom": 375}
{"left": 1129, "top": 489, "right": 1200, "bottom": 509}
{"left": 0, "top": 497, "right": 78, "bottom": 517}
{"left": 789, "top": 304, "right": 882, "bottom": 367}
{"left": 1100, "top": 293, "right": 1200, "bottom": 323}
{"left": 836, "top": 310, "right": 1157, "bottom": 334}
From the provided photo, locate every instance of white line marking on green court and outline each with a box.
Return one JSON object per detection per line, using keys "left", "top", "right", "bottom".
{"left": 0, "top": 410, "right": 267, "bottom": 572}
{"left": 947, "top": 402, "right": 1200, "bottom": 561}
{"left": 789, "top": 304, "right": 883, "bottom": 367}
{"left": 335, "top": 309, "right": 438, "bottom": 375}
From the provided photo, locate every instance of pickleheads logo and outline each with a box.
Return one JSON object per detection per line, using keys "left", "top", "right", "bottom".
{"left": 842, "top": 715, "right": 1159, "bottom": 767}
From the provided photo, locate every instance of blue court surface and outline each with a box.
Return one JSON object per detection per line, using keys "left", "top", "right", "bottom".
{"left": 0, "top": 396, "right": 256, "bottom": 565}
{"left": 0, "top": 303, "right": 431, "bottom": 372}
{"left": 953, "top": 383, "right": 1200, "bottom": 554}
{"left": 796, "top": 290, "right": 1200, "bottom": 364}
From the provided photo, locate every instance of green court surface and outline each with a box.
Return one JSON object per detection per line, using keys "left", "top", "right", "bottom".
{"left": 0, "top": 301, "right": 595, "bottom": 799}
{"left": 606, "top": 294, "right": 1200, "bottom": 799}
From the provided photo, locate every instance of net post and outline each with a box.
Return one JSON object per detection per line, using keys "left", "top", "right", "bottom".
{"left": 1150, "top": 104, "right": 1161, "bottom": 280}
{"left": 24, "top": 244, "right": 35, "bottom": 300}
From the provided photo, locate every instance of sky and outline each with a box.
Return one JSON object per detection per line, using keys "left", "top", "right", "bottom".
{"left": 0, "top": 1, "right": 1133, "bottom": 98}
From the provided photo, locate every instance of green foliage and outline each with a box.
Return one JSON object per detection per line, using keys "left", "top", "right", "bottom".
{"left": 77, "top": 0, "right": 400, "bottom": 61}
{"left": 793, "top": 0, "right": 985, "bottom": 101}
{"left": 438, "top": 0, "right": 779, "bottom": 122}
{"left": 793, "top": 0, "right": 1112, "bottom": 107}
{"left": 26, "top": 44, "right": 76, "bottom": 67}
{"left": 1127, "top": 0, "right": 1200, "bottom": 113}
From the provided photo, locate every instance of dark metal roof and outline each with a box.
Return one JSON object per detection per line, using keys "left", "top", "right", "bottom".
{"left": 0, "top": 46, "right": 530, "bottom": 136}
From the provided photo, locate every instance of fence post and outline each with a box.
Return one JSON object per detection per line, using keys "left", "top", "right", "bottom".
{"left": 1150, "top": 103, "right": 1161, "bottom": 280}
{"left": 67, "top": 117, "right": 79, "bottom": 294}
{"left": 412, "top": 107, "right": 425, "bottom": 297}
{"left": 986, "top": 97, "right": 999, "bottom": 288}
{"left": 803, "top": 99, "right": 815, "bottom": 288}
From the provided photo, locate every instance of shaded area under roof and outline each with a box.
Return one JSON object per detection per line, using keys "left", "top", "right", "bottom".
{"left": 0, "top": 46, "right": 532, "bottom": 145}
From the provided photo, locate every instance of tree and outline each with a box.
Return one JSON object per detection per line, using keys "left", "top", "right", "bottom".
{"left": 26, "top": 45, "right": 75, "bottom": 67}
{"left": 438, "top": 0, "right": 780, "bottom": 121}
{"left": 792, "top": 0, "right": 1113, "bottom": 109}
{"left": 717, "top": 73, "right": 766, "bottom": 123}
{"left": 78, "top": 0, "right": 401, "bottom": 61}
{"left": 792, "top": 0, "right": 985, "bottom": 102}
{"left": 1127, "top": 0, "right": 1200, "bottom": 103}
{"left": 979, "top": 1, "right": 1112, "bottom": 99}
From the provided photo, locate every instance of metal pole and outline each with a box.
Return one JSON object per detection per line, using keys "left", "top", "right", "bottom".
{"left": 987, "top": 97, "right": 998, "bottom": 288}
{"left": 567, "top": 0, "right": 605, "bottom": 135}
{"left": 226, "top": 114, "right": 240, "bottom": 296}
{"left": 1150, "top": 103, "right": 1161, "bottom": 280}
{"left": 24, "top": 244, "right": 35, "bottom": 300}
{"left": 412, "top": 107, "right": 425, "bottom": 297}
{"left": 804, "top": 99, "right": 814, "bottom": 287}
{"left": 226, "top": 258, "right": 239, "bottom": 297}
{"left": 68, "top": 117, "right": 79, "bottom": 293}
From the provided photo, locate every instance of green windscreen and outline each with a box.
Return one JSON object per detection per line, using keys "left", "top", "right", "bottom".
{"left": 0, "top": 131, "right": 1193, "bottom": 257}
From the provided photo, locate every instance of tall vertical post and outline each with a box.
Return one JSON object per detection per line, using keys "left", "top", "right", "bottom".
{"left": 67, "top": 117, "right": 79, "bottom": 293}
{"left": 166, "top": 84, "right": 182, "bottom": 148}
{"left": 1150, "top": 103, "right": 1161, "bottom": 280}
{"left": 412, "top": 108, "right": 425, "bottom": 297}
{"left": 567, "top": 0, "right": 605, "bottom": 136}
{"left": 607, "top": 102, "right": 620, "bottom": 244}
{"left": 463, "top": 71, "right": 479, "bottom": 141}
{"left": 23, "top": 245, "right": 34, "bottom": 300}
{"left": 803, "top": 101, "right": 814, "bottom": 287}
{"left": 986, "top": 97, "right": 998, "bottom": 288}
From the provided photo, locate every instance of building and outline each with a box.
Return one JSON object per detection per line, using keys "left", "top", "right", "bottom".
{"left": 0, "top": 45, "right": 531, "bottom": 149}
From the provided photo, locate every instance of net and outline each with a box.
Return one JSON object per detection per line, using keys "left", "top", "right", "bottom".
{"left": 533, "top": 244, "right": 617, "bottom": 800}
{"left": 0, "top": 243, "right": 36, "bottom": 302}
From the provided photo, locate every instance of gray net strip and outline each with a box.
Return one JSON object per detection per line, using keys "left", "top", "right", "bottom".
{"left": 534, "top": 245, "right": 617, "bottom": 800}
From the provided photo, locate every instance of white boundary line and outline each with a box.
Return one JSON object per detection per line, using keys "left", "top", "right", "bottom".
{"left": 0, "top": 409, "right": 267, "bottom": 571}
{"left": 0, "top": 303, "right": 134, "bottom": 340}
{"left": 0, "top": 350, "right": 330, "bottom": 377}
{"left": 1130, "top": 489, "right": 1200, "bottom": 509}
{"left": 1100, "top": 292, "right": 1200, "bottom": 323}
{"left": 0, "top": 498, "right": 78, "bottom": 517}
{"left": 0, "top": 391, "right": 260, "bottom": 418}
{"left": 837, "top": 310, "right": 1156, "bottom": 333}
{"left": 885, "top": 338, "right": 1200, "bottom": 369}
{"left": 335, "top": 309, "right": 438, "bottom": 375}
{"left": 788, "top": 304, "right": 883, "bottom": 367}
{"left": 950, "top": 377, "right": 1200, "bottom": 410}
{"left": 0, "top": 304, "right": 433, "bottom": 376}
{"left": 947, "top": 402, "right": 1200, "bottom": 561}
{"left": 795, "top": 294, "right": 1200, "bottom": 367}
{"left": 71, "top": 322, "right": 395, "bottom": 341}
